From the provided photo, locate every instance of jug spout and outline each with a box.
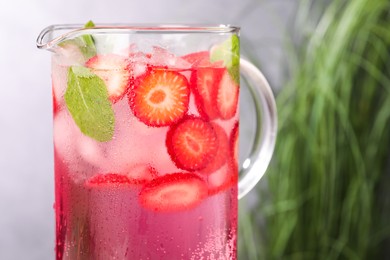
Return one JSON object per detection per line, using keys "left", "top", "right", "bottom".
{"left": 36, "top": 24, "right": 86, "bottom": 52}
{"left": 36, "top": 23, "right": 103, "bottom": 66}
{"left": 36, "top": 21, "right": 95, "bottom": 52}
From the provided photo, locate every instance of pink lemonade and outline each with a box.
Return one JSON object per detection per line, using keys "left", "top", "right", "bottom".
{"left": 52, "top": 42, "right": 240, "bottom": 259}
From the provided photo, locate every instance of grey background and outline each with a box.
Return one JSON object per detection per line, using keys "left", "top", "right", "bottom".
{"left": 0, "top": 0, "right": 296, "bottom": 259}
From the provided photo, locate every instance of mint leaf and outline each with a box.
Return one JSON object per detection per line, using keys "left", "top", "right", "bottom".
{"left": 210, "top": 35, "right": 240, "bottom": 84}
{"left": 65, "top": 66, "right": 115, "bottom": 142}
{"left": 84, "top": 20, "right": 95, "bottom": 28}
{"left": 59, "top": 21, "right": 97, "bottom": 60}
{"left": 80, "top": 20, "right": 96, "bottom": 58}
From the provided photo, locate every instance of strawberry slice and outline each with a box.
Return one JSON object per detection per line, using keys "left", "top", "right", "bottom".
{"left": 166, "top": 117, "right": 218, "bottom": 171}
{"left": 139, "top": 173, "right": 208, "bottom": 212}
{"left": 86, "top": 166, "right": 157, "bottom": 187}
{"left": 129, "top": 69, "right": 190, "bottom": 127}
{"left": 86, "top": 54, "right": 131, "bottom": 103}
{"left": 191, "top": 67, "right": 224, "bottom": 120}
{"left": 217, "top": 70, "right": 239, "bottom": 120}
{"left": 52, "top": 87, "right": 59, "bottom": 115}
{"left": 207, "top": 122, "right": 239, "bottom": 195}
{"left": 200, "top": 122, "right": 229, "bottom": 175}
{"left": 230, "top": 122, "right": 239, "bottom": 172}
{"left": 86, "top": 173, "right": 133, "bottom": 186}
{"left": 182, "top": 51, "right": 210, "bottom": 67}
{"left": 182, "top": 51, "right": 225, "bottom": 68}
{"left": 207, "top": 164, "right": 237, "bottom": 195}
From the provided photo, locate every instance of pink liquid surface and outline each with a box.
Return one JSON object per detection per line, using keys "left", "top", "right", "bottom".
{"left": 53, "top": 49, "right": 239, "bottom": 259}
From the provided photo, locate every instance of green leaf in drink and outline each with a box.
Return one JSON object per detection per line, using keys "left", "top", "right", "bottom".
{"left": 80, "top": 20, "right": 97, "bottom": 59}
{"left": 65, "top": 66, "right": 115, "bottom": 142}
{"left": 210, "top": 34, "right": 240, "bottom": 84}
{"left": 83, "top": 20, "right": 95, "bottom": 28}
{"left": 59, "top": 20, "right": 97, "bottom": 60}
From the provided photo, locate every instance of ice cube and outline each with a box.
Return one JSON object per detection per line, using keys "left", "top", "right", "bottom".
{"left": 53, "top": 109, "right": 78, "bottom": 163}
{"left": 94, "top": 34, "right": 130, "bottom": 55}
{"left": 53, "top": 44, "right": 85, "bottom": 66}
{"left": 118, "top": 43, "right": 140, "bottom": 56}
{"left": 54, "top": 109, "right": 103, "bottom": 181}
{"left": 54, "top": 106, "right": 106, "bottom": 168}
{"left": 149, "top": 46, "right": 192, "bottom": 70}
{"left": 51, "top": 62, "right": 68, "bottom": 110}
{"left": 128, "top": 52, "right": 148, "bottom": 79}
{"left": 116, "top": 43, "right": 149, "bottom": 82}
{"left": 77, "top": 134, "right": 107, "bottom": 168}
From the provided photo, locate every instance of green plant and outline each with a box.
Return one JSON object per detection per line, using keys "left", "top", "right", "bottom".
{"left": 239, "top": 0, "right": 390, "bottom": 259}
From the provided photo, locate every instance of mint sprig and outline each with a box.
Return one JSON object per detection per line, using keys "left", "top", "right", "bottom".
{"left": 210, "top": 35, "right": 240, "bottom": 84}
{"left": 65, "top": 66, "right": 115, "bottom": 142}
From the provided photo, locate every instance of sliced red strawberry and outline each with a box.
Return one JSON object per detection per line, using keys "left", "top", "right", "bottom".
{"left": 139, "top": 173, "right": 208, "bottom": 212}
{"left": 200, "top": 122, "right": 229, "bottom": 175}
{"left": 207, "top": 164, "right": 237, "bottom": 195}
{"left": 86, "top": 173, "right": 133, "bottom": 187}
{"left": 86, "top": 166, "right": 158, "bottom": 187}
{"left": 52, "top": 86, "right": 59, "bottom": 115}
{"left": 182, "top": 51, "right": 210, "bottom": 67}
{"left": 86, "top": 54, "right": 131, "bottom": 103}
{"left": 230, "top": 122, "right": 239, "bottom": 172}
{"left": 191, "top": 67, "right": 224, "bottom": 120}
{"left": 182, "top": 51, "right": 225, "bottom": 68}
{"left": 126, "top": 48, "right": 149, "bottom": 79}
{"left": 129, "top": 69, "right": 190, "bottom": 127}
{"left": 166, "top": 117, "right": 218, "bottom": 171}
{"left": 217, "top": 70, "right": 239, "bottom": 120}
{"left": 207, "top": 122, "right": 239, "bottom": 195}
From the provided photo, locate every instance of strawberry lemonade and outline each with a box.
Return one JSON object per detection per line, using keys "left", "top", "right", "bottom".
{"left": 52, "top": 24, "right": 240, "bottom": 260}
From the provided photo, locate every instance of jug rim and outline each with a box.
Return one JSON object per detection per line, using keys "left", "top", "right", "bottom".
{"left": 36, "top": 23, "right": 240, "bottom": 51}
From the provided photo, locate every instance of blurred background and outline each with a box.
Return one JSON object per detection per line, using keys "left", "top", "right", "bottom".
{"left": 0, "top": 0, "right": 389, "bottom": 259}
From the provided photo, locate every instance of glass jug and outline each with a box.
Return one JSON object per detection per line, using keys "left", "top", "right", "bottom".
{"left": 36, "top": 23, "right": 277, "bottom": 260}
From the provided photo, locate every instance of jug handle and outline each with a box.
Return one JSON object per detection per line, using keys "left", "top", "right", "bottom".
{"left": 238, "top": 58, "right": 277, "bottom": 199}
